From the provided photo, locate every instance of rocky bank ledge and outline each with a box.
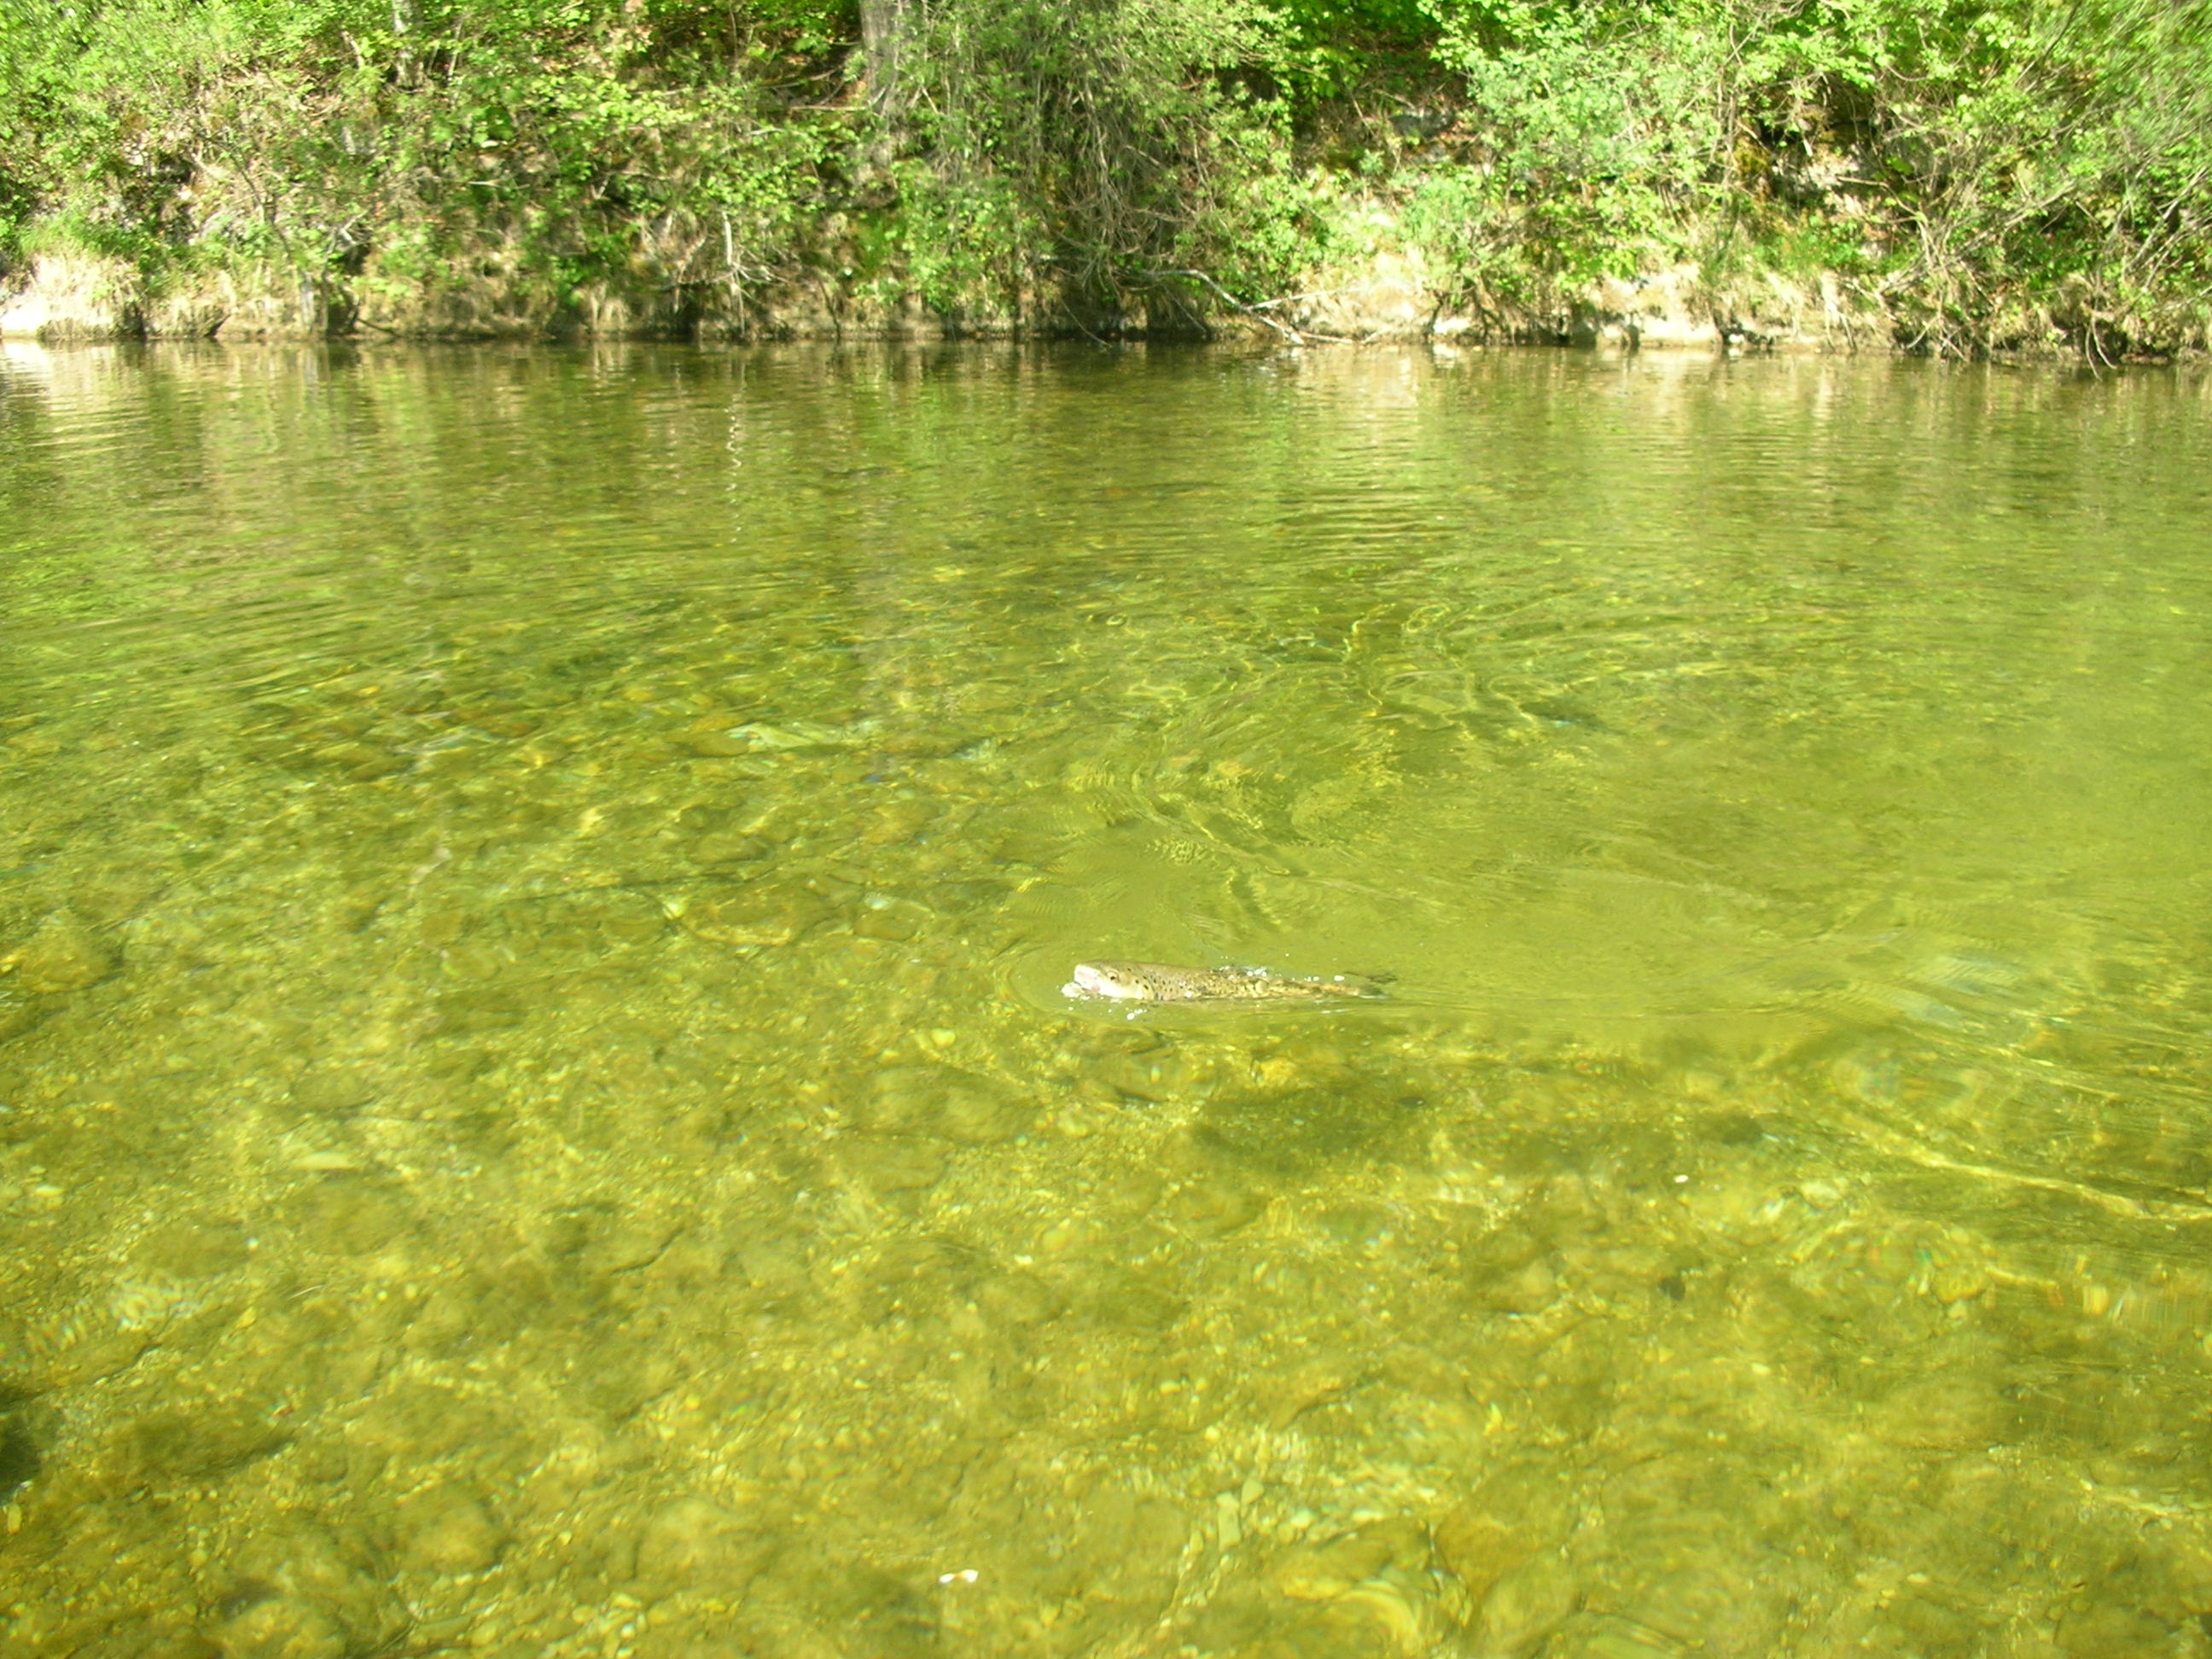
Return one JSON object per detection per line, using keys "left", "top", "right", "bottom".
{"left": 0, "top": 233, "right": 1890, "bottom": 353}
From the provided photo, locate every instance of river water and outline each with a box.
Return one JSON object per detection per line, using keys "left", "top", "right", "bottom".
{"left": 3, "top": 341, "right": 2210, "bottom": 1658}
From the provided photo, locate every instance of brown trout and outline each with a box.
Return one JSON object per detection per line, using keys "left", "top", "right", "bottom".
{"left": 1064, "top": 961, "right": 1385, "bottom": 1004}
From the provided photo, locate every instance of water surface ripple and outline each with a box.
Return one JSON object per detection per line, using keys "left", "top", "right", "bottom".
{"left": 3, "top": 341, "right": 2211, "bottom": 1658}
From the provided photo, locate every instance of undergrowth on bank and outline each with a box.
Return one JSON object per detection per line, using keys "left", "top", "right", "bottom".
{"left": 0, "top": 0, "right": 2205, "bottom": 352}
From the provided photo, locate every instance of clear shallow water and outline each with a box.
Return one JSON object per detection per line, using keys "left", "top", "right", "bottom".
{"left": 2, "top": 341, "right": 2210, "bottom": 1658}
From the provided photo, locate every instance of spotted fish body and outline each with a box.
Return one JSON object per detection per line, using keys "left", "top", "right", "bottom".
{"left": 1065, "top": 960, "right": 1382, "bottom": 1004}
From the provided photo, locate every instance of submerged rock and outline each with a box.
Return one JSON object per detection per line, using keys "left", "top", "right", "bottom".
{"left": 4, "top": 908, "right": 118, "bottom": 994}
{"left": 216, "top": 1521, "right": 404, "bottom": 1659}
{"left": 217, "top": 1592, "right": 352, "bottom": 1659}
{"left": 833, "top": 1135, "right": 947, "bottom": 1195}
{"left": 0, "top": 992, "right": 44, "bottom": 1043}
{"left": 1434, "top": 1509, "right": 1533, "bottom": 1604}
{"left": 862, "top": 1065, "right": 1033, "bottom": 1144}
{"left": 690, "top": 830, "right": 773, "bottom": 865}
{"left": 634, "top": 1496, "right": 777, "bottom": 1598}
{"left": 289, "top": 1065, "right": 378, "bottom": 1116}
{"left": 678, "top": 882, "right": 830, "bottom": 947}
{"left": 130, "top": 1214, "right": 252, "bottom": 1278}
{"left": 399, "top": 1493, "right": 509, "bottom": 1575}
{"left": 110, "top": 1406, "right": 292, "bottom": 1489}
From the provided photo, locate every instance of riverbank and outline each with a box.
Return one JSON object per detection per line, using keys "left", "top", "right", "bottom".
{"left": 3, "top": 0, "right": 2207, "bottom": 359}
{"left": 0, "top": 236, "right": 1903, "bottom": 355}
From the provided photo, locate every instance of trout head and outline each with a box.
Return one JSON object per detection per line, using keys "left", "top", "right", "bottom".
{"left": 1067, "top": 962, "right": 1155, "bottom": 1000}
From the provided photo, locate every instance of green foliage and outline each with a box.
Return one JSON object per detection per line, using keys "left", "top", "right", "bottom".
{"left": 1390, "top": 0, "right": 2212, "bottom": 351}
{"left": 1251, "top": 0, "right": 1439, "bottom": 104}
{"left": 0, "top": 0, "right": 862, "bottom": 321}
{"left": 885, "top": 0, "right": 1311, "bottom": 327}
{"left": 0, "top": 0, "right": 2204, "bottom": 352}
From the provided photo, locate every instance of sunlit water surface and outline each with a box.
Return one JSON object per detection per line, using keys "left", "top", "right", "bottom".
{"left": 3, "top": 341, "right": 2211, "bottom": 1659}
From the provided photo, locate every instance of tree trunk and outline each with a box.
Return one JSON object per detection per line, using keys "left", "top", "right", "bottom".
{"left": 859, "top": 0, "right": 908, "bottom": 126}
